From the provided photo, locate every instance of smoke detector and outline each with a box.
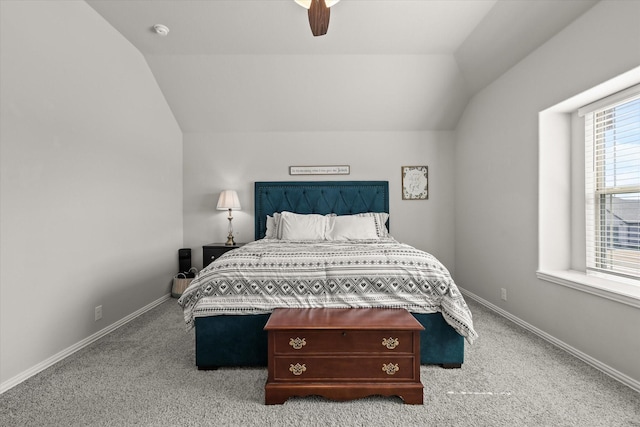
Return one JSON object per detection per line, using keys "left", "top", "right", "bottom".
{"left": 153, "top": 24, "right": 170, "bottom": 36}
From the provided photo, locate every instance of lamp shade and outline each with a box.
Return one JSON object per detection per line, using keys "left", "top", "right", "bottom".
{"left": 217, "top": 190, "right": 241, "bottom": 210}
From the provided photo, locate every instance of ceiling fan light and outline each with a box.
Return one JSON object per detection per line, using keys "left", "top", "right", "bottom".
{"left": 294, "top": 0, "right": 311, "bottom": 9}
{"left": 294, "top": 0, "right": 340, "bottom": 10}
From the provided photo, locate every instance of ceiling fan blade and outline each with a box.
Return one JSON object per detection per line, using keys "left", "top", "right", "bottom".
{"left": 308, "top": 0, "right": 330, "bottom": 36}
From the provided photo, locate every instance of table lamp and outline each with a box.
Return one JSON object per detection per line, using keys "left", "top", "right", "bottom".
{"left": 216, "top": 190, "right": 241, "bottom": 245}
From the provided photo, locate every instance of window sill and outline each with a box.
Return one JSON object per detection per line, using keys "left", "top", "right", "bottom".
{"left": 537, "top": 270, "right": 640, "bottom": 309}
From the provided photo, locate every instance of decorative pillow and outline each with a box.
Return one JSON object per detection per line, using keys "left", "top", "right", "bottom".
{"left": 356, "top": 212, "right": 390, "bottom": 237}
{"left": 326, "top": 215, "right": 379, "bottom": 241}
{"left": 273, "top": 212, "right": 282, "bottom": 239}
{"left": 265, "top": 215, "right": 276, "bottom": 239}
{"left": 279, "top": 211, "right": 328, "bottom": 240}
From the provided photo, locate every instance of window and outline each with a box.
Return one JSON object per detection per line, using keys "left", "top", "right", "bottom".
{"left": 538, "top": 69, "right": 640, "bottom": 307}
{"left": 583, "top": 92, "right": 640, "bottom": 281}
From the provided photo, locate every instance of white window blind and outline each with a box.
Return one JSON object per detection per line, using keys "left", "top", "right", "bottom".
{"left": 584, "top": 91, "right": 640, "bottom": 281}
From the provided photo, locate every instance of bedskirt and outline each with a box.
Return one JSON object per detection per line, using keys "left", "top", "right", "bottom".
{"left": 194, "top": 311, "right": 463, "bottom": 369}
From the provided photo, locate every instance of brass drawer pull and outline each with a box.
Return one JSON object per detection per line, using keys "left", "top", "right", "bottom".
{"left": 382, "top": 337, "right": 399, "bottom": 349}
{"left": 382, "top": 363, "right": 399, "bottom": 375}
{"left": 289, "top": 363, "right": 306, "bottom": 376}
{"left": 289, "top": 337, "right": 306, "bottom": 350}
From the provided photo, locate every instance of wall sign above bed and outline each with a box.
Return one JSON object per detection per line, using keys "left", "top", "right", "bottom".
{"left": 289, "top": 165, "right": 350, "bottom": 175}
{"left": 402, "top": 166, "right": 429, "bottom": 200}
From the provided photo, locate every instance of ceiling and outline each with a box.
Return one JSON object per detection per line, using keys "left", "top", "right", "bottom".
{"left": 86, "top": 0, "right": 598, "bottom": 133}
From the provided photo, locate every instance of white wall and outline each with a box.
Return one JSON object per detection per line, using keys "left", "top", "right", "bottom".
{"left": 455, "top": 0, "right": 640, "bottom": 384}
{"left": 0, "top": 1, "right": 183, "bottom": 387}
{"left": 183, "top": 131, "right": 455, "bottom": 272}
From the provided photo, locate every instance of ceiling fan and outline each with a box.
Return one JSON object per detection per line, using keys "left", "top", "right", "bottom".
{"left": 294, "top": 0, "right": 341, "bottom": 37}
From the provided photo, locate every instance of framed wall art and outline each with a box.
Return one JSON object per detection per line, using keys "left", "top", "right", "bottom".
{"left": 402, "top": 166, "right": 428, "bottom": 200}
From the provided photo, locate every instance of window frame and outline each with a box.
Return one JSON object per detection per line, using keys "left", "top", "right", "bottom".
{"left": 537, "top": 67, "right": 640, "bottom": 309}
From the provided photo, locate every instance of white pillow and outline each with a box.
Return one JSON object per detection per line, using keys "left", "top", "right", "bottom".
{"left": 326, "top": 215, "right": 379, "bottom": 241}
{"left": 280, "top": 211, "right": 328, "bottom": 240}
{"left": 356, "top": 212, "right": 389, "bottom": 237}
{"left": 265, "top": 215, "right": 276, "bottom": 238}
{"left": 273, "top": 212, "right": 283, "bottom": 238}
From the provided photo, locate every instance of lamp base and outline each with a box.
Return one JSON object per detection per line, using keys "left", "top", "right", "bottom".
{"left": 225, "top": 210, "right": 235, "bottom": 245}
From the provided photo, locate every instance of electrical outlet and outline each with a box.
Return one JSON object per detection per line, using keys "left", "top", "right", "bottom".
{"left": 500, "top": 288, "right": 507, "bottom": 301}
{"left": 95, "top": 305, "right": 102, "bottom": 321}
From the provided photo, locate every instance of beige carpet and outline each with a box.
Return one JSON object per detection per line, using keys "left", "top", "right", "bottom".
{"left": 1, "top": 298, "right": 639, "bottom": 426}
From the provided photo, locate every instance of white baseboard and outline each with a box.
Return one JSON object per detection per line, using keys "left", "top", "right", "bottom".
{"left": 460, "top": 288, "right": 640, "bottom": 394}
{"left": 0, "top": 293, "right": 171, "bottom": 395}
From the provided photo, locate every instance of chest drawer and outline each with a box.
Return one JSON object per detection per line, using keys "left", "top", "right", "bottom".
{"left": 273, "top": 330, "right": 414, "bottom": 354}
{"left": 272, "top": 356, "right": 418, "bottom": 381}
{"left": 264, "top": 308, "right": 424, "bottom": 405}
{"left": 202, "top": 243, "right": 244, "bottom": 268}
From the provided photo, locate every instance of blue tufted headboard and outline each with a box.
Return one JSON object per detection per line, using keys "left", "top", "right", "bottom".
{"left": 254, "top": 181, "right": 389, "bottom": 240}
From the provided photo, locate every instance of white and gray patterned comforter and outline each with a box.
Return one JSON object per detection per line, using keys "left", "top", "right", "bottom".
{"left": 178, "top": 238, "right": 477, "bottom": 344}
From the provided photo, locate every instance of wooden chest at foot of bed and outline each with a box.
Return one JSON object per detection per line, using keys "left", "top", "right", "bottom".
{"left": 264, "top": 308, "right": 424, "bottom": 405}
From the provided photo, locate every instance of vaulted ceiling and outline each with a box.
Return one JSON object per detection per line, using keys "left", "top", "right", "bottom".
{"left": 86, "top": 0, "right": 597, "bottom": 132}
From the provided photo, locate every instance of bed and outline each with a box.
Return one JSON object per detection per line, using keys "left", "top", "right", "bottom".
{"left": 178, "top": 181, "right": 477, "bottom": 369}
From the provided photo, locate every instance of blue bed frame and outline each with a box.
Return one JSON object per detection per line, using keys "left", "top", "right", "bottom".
{"left": 194, "top": 181, "right": 463, "bottom": 369}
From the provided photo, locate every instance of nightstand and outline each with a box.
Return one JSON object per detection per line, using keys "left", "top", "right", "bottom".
{"left": 202, "top": 243, "right": 245, "bottom": 269}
